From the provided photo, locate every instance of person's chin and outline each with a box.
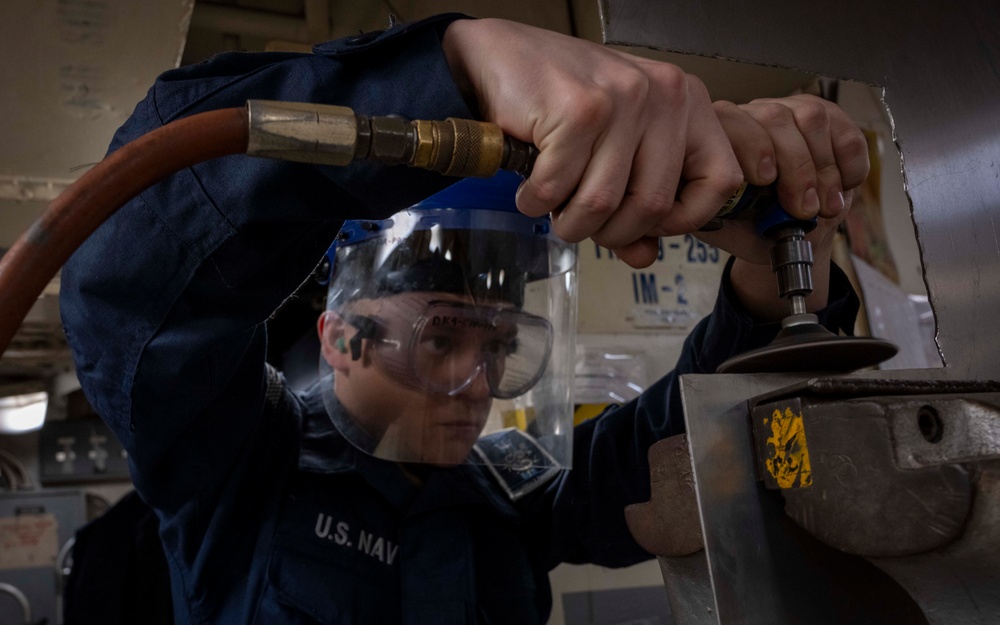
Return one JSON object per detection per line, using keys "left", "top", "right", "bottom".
{"left": 425, "top": 431, "right": 479, "bottom": 467}
{"left": 426, "top": 449, "right": 471, "bottom": 468}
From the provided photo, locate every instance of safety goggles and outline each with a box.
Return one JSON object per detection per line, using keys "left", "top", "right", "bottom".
{"left": 342, "top": 295, "right": 554, "bottom": 399}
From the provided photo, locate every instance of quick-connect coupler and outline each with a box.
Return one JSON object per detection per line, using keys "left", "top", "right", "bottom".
{"left": 244, "top": 100, "right": 536, "bottom": 178}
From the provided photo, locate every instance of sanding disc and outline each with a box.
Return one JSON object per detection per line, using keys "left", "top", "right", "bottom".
{"left": 717, "top": 322, "right": 899, "bottom": 374}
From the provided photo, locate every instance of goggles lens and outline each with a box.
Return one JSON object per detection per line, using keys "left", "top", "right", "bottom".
{"left": 348, "top": 298, "right": 553, "bottom": 399}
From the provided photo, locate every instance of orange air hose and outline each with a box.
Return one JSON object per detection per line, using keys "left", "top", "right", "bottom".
{"left": 0, "top": 107, "right": 249, "bottom": 356}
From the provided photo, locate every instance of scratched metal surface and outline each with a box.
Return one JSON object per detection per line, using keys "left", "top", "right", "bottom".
{"left": 600, "top": 0, "right": 1000, "bottom": 380}
{"left": 871, "top": 462, "right": 1000, "bottom": 625}
{"left": 679, "top": 372, "right": 944, "bottom": 624}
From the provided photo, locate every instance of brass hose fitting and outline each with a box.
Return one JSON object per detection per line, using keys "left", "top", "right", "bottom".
{"left": 246, "top": 100, "right": 536, "bottom": 178}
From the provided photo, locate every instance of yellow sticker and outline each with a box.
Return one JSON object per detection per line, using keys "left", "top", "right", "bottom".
{"left": 573, "top": 403, "right": 611, "bottom": 426}
{"left": 717, "top": 181, "right": 749, "bottom": 217}
{"left": 764, "top": 407, "right": 813, "bottom": 489}
{"left": 501, "top": 406, "right": 536, "bottom": 431}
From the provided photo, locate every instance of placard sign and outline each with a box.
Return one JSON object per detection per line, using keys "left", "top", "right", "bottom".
{"left": 578, "top": 236, "right": 727, "bottom": 334}
{"left": 0, "top": 512, "right": 59, "bottom": 570}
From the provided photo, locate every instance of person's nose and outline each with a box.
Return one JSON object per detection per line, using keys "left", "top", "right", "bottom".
{"left": 449, "top": 358, "right": 492, "bottom": 399}
{"left": 463, "top": 363, "right": 492, "bottom": 399}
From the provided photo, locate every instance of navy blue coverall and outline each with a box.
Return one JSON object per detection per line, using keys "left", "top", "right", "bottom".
{"left": 59, "top": 13, "right": 860, "bottom": 625}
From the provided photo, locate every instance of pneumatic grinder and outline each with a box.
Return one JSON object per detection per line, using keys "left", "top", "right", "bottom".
{"left": 714, "top": 187, "right": 897, "bottom": 374}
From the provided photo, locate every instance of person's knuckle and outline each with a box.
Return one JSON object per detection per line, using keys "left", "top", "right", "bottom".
{"left": 552, "top": 220, "right": 586, "bottom": 243}
{"left": 725, "top": 167, "right": 745, "bottom": 193}
{"left": 793, "top": 100, "right": 830, "bottom": 133}
{"left": 589, "top": 231, "right": 614, "bottom": 249}
{"left": 839, "top": 127, "right": 868, "bottom": 157}
{"left": 564, "top": 88, "right": 615, "bottom": 129}
{"left": 612, "top": 66, "right": 650, "bottom": 103}
{"left": 527, "top": 178, "right": 564, "bottom": 209}
{"left": 709, "top": 164, "right": 745, "bottom": 199}
{"left": 682, "top": 72, "right": 709, "bottom": 100}
{"left": 664, "top": 64, "right": 691, "bottom": 92}
{"left": 790, "top": 157, "right": 818, "bottom": 188}
{"left": 643, "top": 64, "right": 689, "bottom": 106}
{"left": 835, "top": 131, "right": 871, "bottom": 187}
{"left": 753, "top": 101, "right": 796, "bottom": 128}
{"left": 634, "top": 189, "right": 674, "bottom": 218}
{"left": 816, "top": 161, "right": 842, "bottom": 180}
{"left": 712, "top": 99, "right": 740, "bottom": 117}
{"left": 576, "top": 187, "right": 620, "bottom": 219}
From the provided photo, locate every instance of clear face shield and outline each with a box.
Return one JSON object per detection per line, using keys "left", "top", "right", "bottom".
{"left": 318, "top": 173, "right": 577, "bottom": 495}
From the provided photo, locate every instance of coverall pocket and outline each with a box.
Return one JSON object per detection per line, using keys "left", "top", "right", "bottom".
{"left": 259, "top": 539, "right": 403, "bottom": 624}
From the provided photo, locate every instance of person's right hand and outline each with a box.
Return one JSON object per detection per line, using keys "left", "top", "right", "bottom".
{"left": 442, "top": 18, "right": 744, "bottom": 269}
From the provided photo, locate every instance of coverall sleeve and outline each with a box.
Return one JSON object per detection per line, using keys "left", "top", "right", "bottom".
{"left": 524, "top": 257, "right": 860, "bottom": 569}
{"left": 59, "top": 14, "right": 474, "bottom": 515}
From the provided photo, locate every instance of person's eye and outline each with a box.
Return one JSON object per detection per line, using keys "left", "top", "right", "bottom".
{"left": 420, "top": 334, "right": 453, "bottom": 356}
{"left": 485, "top": 337, "right": 518, "bottom": 357}
{"left": 505, "top": 337, "right": 519, "bottom": 356}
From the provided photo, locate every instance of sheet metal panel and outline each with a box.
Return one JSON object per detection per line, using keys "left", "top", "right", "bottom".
{"left": 601, "top": 0, "right": 1000, "bottom": 380}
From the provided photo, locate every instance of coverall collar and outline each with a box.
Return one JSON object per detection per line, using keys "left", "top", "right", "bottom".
{"left": 298, "top": 387, "right": 519, "bottom": 521}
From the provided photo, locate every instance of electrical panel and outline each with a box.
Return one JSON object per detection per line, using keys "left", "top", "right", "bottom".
{"left": 38, "top": 418, "right": 130, "bottom": 485}
{"left": 0, "top": 489, "right": 87, "bottom": 625}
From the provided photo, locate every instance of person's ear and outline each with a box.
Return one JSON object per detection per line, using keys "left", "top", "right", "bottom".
{"left": 317, "top": 311, "right": 351, "bottom": 371}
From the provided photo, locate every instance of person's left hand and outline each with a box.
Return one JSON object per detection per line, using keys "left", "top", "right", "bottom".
{"left": 690, "top": 94, "right": 869, "bottom": 320}
{"left": 694, "top": 94, "right": 870, "bottom": 265}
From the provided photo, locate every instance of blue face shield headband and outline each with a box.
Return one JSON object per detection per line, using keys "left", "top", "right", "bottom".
{"left": 323, "top": 171, "right": 565, "bottom": 310}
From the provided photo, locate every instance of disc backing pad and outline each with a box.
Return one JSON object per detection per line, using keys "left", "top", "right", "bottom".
{"left": 717, "top": 322, "right": 899, "bottom": 374}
